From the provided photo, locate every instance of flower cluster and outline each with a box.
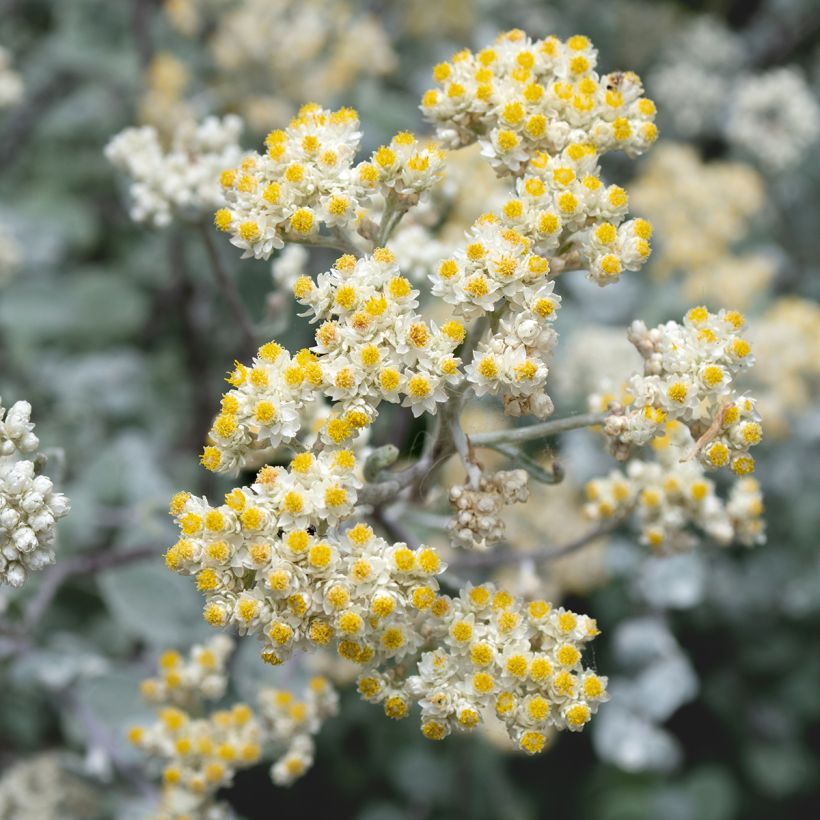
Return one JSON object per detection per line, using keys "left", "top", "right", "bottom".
{"left": 105, "top": 115, "right": 244, "bottom": 227}
{"left": 129, "top": 638, "right": 339, "bottom": 814}
{"left": 358, "top": 583, "right": 607, "bottom": 753}
{"left": 751, "top": 297, "right": 820, "bottom": 437}
{"left": 649, "top": 17, "right": 820, "bottom": 171}
{"left": 166, "top": 450, "right": 443, "bottom": 668}
{"left": 139, "top": 635, "right": 234, "bottom": 707}
{"left": 200, "top": 342, "right": 323, "bottom": 474}
{"left": 259, "top": 675, "right": 338, "bottom": 786}
{"left": 421, "top": 30, "right": 657, "bottom": 171}
{"left": 422, "top": 30, "right": 657, "bottom": 420}
{"left": 584, "top": 420, "right": 765, "bottom": 552}
{"left": 295, "top": 249, "right": 463, "bottom": 418}
{"left": 0, "top": 753, "right": 100, "bottom": 819}
{"left": 448, "top": 469, "right": 529, "bottom": 551}
{"left": 128, "top": 699, "right": 262, "bottom": 817}
{"left": 215, "top": 104, "right": 444, "bottom": 260}
{"left": 0, "top": 398, "right": 70, "bottom": 588}
{"left": 599, "top": 307, "right": 762, "bottom": 475}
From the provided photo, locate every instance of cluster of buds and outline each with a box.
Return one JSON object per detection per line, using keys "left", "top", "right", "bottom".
{"left": 584, "top": 421, "right": 765, "bottom": 552}
{"left": 0, "top": 398, "right": 70, "bottom": 588}
{"left": 449, "top": 469, "right": 529, "bottom": 551}
{"left": 129, "top": 638, "right": 339, "bottom": 815}
{"left": 599, "top": 307, "right": 762, "bottom": 475}
{"left": 106, "top": 115, "right": 244, "bottom": 226}
{"left": 215, "top": 104, "right": 444, "bottom": 260}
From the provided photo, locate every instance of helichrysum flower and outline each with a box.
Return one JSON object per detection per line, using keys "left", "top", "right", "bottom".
{"left": 601, "top": 307, "right": 762, "bottom": 475}
{"left": 585, "top": 420, "right": 765, "bottom": 552}
{"left": 215, "top": 105, "right": 445, "bottom": 260}
{"left": 421, "top": 30, "right": 657, "bottom": 169}
{"left": 130, "top": 636, "right": 338, "bottom": 809}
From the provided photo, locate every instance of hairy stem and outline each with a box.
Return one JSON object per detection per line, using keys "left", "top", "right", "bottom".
{"left": 470, "top": 411, "right": 606, "bottom": 447}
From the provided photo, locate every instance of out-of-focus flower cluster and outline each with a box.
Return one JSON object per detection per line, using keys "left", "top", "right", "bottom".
{"left": 105, "top": 115, "right": 244, "bottom": 227}
{"left": 260, "top": 675, "right": 338, "bottom": 786}
{"left": 750, "top": 298, "right": 820, "bottom": 438}
{"left": 598, "top": 307, "right": 762, "bottom": 476}
{"left": 129, "top": 636, "right": 338, "bottom": 816}
{"left": 158, "top": 0, "right": 395, "bottom": 131}
{"left": 139, "top": 635, "right": 235, "bottom": 707}
{"left": 0, "top": 753, "right": 101, "bottom": 819}
{"left": 0, "top": 398, "right": 70, "bottom": 588}
{"left": 630, "top": 143, "right": 774, "bottom": 307}
{"left": 585, "top": 420, "right": 765, "bottom": 552}
{"left": 215, "top": 105, "right": 444, "bottom": 260}
{"left": 650, "top": 17, "right": 820, "bottom": 171}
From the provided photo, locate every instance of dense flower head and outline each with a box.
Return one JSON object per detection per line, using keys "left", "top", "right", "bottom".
{"left": 421, "top": 30, "right": 658, "bottom": 172}
{"left": 585, "top": 420, "right": 765, "bottom": 552}
{"left": 0, "top": 398, "right": 70, "bottom": 588}
{"left": 201, "top": 342, "right": 323, "bottom": 474}
{"left": 105, "top": 115, "right": 244, "bottom": 227}
{"left": 357, "top": 583, "right": 607, "bottom": 752}
{"left": 599, "top": 307, "right": 762, "bottom": 475}
{"left": 215, "top": 105, "right": 446, "bottom": 260}
{"left": 217, "top": 104, "right": 362, "bottom": 258}
{"left": 296, "top": 249, "right": 463, "bottom": 417}
{"left": 167, "top": 451, "right": 444, "bottom": 668}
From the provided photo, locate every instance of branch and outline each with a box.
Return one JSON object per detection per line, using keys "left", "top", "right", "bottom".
{"left": 470, "top": 412, "right": 606, "bottom": 448}
{"left": 447, "top": 520, "right": 619, "bottom": 570}
{"left": 198, "top": 224, "right": 258, "bottom": 359}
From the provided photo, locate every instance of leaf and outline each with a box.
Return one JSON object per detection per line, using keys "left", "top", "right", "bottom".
{"left": 98, "top": 561, "right": 211, "bottom": 648}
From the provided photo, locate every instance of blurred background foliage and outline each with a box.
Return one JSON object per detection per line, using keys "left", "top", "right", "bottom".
{"left": 0, "top": 0, "right": 819, "bottom": 817}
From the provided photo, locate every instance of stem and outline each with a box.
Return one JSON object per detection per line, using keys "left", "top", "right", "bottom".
{"left": 290, "top": 231, "right": 365, "bottom": 257}
{"left": 448, "top": 520, "right": 618, "bottom": 570}
{"left": 470, "top": 411, "right": 606, "bottom": 448}
{"left": 198, "top": 224, "right": 258, "bottom": 358}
